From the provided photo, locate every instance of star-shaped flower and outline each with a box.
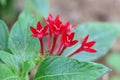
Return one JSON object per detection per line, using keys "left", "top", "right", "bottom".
{"left": 47, "top": 14, "right": 68, "bottom": 36}
{"left": 68, "top": 35, "right": 97, "bottom": 57}
{"left": 30, "top": 21, "right": 48, "bottom": 39}
{"left": 61, "top": 32, "right": 78, "bottom": 47}
{"left": 30, "top": 21, "right": 48, "bottom": 56}
{"left": 56, "top": 32, "right": 78, "bottom": 56}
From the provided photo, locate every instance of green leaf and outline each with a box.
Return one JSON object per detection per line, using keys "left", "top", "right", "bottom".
{"left": 0, "top": 51, "right": 27, "bottom": 80}
{"left": 25, "top": 0, "right": 49, "bottom": 19}
{"left": 8, "top": 10, "right": 39, "bottom": 79}
{"left": 8, "top": 10, "right": 39, "bottom": 61}
{"left": 106, "top": 52, "right": 120, "bottom": 72}
{"left": 0, "top": 20, "right": 9, "bottom": 51}
{"left": 63, "top": 22, "right": 119, "bottom": 61}
{"left": 34, "top": 56, "right": 110, "bottom": 80}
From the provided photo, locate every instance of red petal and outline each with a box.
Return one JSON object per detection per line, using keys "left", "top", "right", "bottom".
{"left": 71, "top": 25, "right": 76, "bottom": 30}
{"left": 47, "top": 14, "right": 53, "bottom": 23}
{"left": 84, "top": 48, "right": 97, "bottom": 53}
{"left": 49, "top": 22, "right": 56, "bottom": 33}
{"left": 31, "top": 34, "right": 38, "bottom": 38}
{"left": 82, "top": 35, "right": 89, "bottom": 45}
{"left": 37, "top": 21, "right": 42, "bottom": 30}
{"left": 61, "top": 25, "right": 68, "bottom": 33}
{"left": 48, "top": 13, "right": 53, "bottom": 19}
{"left": 42, "top": 25, "right": 48, "bottom": 34}
{"left": 55, "top": 15, "right": 59, "bottom": 21}
{"left": 54, "top": 15, "right": 62, "bottom": 27}
{"left": 30, "top": 26, "right": 37, "bottom": 34}
{"left": 69, "top": 32, "right": 75, "bottom": 41}
{"left": 68, "top": 40, "right": 78, "bottom": 46}
{"left": 86, "top": 41, "right": 96, "bottom": 47}
{"left": 65, "top": 22, "right": 70, "bottom": 27}
{"left": 61, "top": 32, "right": 67, "bottom": 42}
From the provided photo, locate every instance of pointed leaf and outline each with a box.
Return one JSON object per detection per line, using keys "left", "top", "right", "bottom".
{"left": 0, "top": 51, "right": 28, "bottom": 80}
{"left": 34, "top": 56, "right": 110, "bottom": 80}
{"left": 26, "top": 0, "right": 49, "bottom": 18}
{"left": 8, "top": 10, "right": 39, "bottom": 61}
{"left": 0, "top": 20, "right": 9, "bottom": 51}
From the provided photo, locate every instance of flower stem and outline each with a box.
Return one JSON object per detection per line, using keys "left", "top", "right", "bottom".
{"left": 48, "top": 30, "right": 52, "bottom": 52}
{"left": 57, "top": 46, "right": 67, "bottom": 56}
{"left": 50, "top": 35, "right": 57, "bottom": 55}
{"left": 39, "top": 38, "right": 44, "bottom": 56}
{"left": 56, "top": 42, "right": 63, "bottom": 55}
{"left": 67, "top": 47, "right": 83, "bottom": 57}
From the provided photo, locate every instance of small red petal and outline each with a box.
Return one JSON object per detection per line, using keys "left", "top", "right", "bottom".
{"left": 54, "top": 15, "right": 62, "bottom": 27}
{"left": 84, "top": 48, "right": 97, "bottom": 53}
{"left": 30, "top": 26, "right": 38, "bottom": 34}
{"left": 65, "top": 22, "right": 70, "bottom": 27}
{"left": 54, "top": 15, "right": 59, "bottom": 22}
{"left": 42, "top": 25, "right": 48, "bottom": 33}
{"left": 48, "top": 14, "right": 53, "bottom": 22}
{"left": 71, "top": 25, "right": 76, "bottom": 30}
{"left": 49, "top": 23, "right": 56, "bottom": 33}
{"left": 69, "top": 32, "right": 75, "bottom": 41}
{"left": 61, "top": 25, "right": 68, "bottom": 33}
{"left": 86, "top": 41, "right": 96, "bottom": 47}
{"left": 82, "top": 35, "right": 89, "bottom": 45}
{"left": 68, "top": 40, "right": 78, "bottom": 46}
{"left": 61, "top": 32, "right": 67, "bottom": 42}
{"left": 37, "top": 21, "right": 42, "bottom": 30}
{"left": 49, "top": 13, "right": 53, "bottom": 19}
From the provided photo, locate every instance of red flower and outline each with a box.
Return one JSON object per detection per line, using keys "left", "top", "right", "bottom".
{"left": 56, "top": 32, "right": 78, "bottom": 56}
{"left": 47, "top": 14, "right": 68, "bottom": 36}
{"left": 65, "top": 21, "right": 76, "bottom": 33}
{"left": 30, "top": 21, "right": 48, "bottom": 39}
{"left": 61, "top": 32, "right": 78, "bottom": 47}
{"left": 46, "top": 14, "right": 69, "bottom": 55}
{"left": 30, "top": 21, "right": 48, "bottom": 56}
{"left": 68, "top": 35, "right": 97, "bottom": 57}
{"left": 30, "top": 14, "right": 97, "bottom": 57}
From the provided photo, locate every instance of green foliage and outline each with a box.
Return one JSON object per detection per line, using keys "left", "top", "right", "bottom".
{"left": 106, "top": 52, "right": 120, "bottom": 72}
{"left": 8, "top": 10, "right": 39, "bottom": 61}
{"left": 0, "top": 51, "right": 28, "bottom": 80}
{"left": 63, "top": 22, "right": 119, "bottom": 61}
{"left": 0, "top": 1, "right": 118, "bottom": 79}
{"left": 0, "top": 20, "right": 9, "bottom": 51}
{"left": 25, "top": 0, "right": 49, "bottom": 20}
{"left": 0, "top": 10, "right": 40, "bottom": 79}
{"left": 34, "top": 56, "right": 110, "bottom": 80}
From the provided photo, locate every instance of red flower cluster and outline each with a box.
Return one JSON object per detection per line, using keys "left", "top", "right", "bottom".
{"left": 30, "top": 14, "right": 97, "bottom": 57}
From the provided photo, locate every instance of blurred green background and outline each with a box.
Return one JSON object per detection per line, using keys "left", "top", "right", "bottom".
{"left": 0, "top": 0, "right": 120, "bottom": 80}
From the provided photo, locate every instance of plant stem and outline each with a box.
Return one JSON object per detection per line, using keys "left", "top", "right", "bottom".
{"left": 56, "top": 42, "right": 63, "bottom": 55}
{"left": 39, "top": 38, "right": 44, "bottom": 56}
{"left": 50, "top": 35, "right": 57, "bottom": 55}
{"left": 57, "top": 46, "right": 67, "bottom": 56}
{"left": 67, "top": 47, "right": 82, "bottom": 57}
{"left": 48, "top": 30, "right": 52, "bottom": 52}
